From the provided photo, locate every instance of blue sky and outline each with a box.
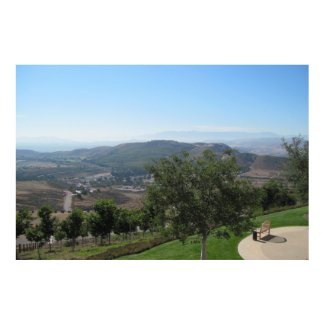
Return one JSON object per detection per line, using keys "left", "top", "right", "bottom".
{"left": 16, "top": 65, "right": 308, "bottom": 141}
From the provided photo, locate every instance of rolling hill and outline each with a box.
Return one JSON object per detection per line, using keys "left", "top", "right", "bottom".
{"left": 16, "top": 140, "right": 286, "bottom": 176}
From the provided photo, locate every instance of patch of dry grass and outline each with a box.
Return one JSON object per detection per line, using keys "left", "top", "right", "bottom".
{"left": 16, "top": 181, "right": 64, "bottom": 211}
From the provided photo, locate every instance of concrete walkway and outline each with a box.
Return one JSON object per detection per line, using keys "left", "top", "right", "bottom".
{"left": 238, "top": 226, "right": 309, "bottom": 260}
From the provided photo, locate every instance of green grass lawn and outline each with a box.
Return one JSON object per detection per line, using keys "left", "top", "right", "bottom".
{"left": 118, "top": 206, "right": 309, "bottom": 260}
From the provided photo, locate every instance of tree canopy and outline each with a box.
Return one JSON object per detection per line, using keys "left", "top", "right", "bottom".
{"left": 38, "top": 205, "right": 56, "bottom": 242}
{"left": 114, "top": 207, "right": 137, "bottom": 239}
{"left": 145, "top": 149, "right": 258, "bottom": 259}
{"left": 91, "top": 199, "right": 117, "bottom": 244}
{"left": 260, "top": 179, "right": 296, "bottom": 210}
{"left": 16, "top": 208, "right": 33, "bottom": 238}
{"left": 61, "top": 208, "right": 84, "bottom": 250}
{"left": 282, "top": 136, "right": 308, "bottom": 203}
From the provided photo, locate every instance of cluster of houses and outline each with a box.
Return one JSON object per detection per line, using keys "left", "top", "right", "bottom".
{"left": 63, "top": 172, "right": 155, "bottom": 194}
{"left": 74, "top": 183, "right": 96, "bottom": 195}
{"left": 116, "top": 185, "right": 145, "bottom": 192}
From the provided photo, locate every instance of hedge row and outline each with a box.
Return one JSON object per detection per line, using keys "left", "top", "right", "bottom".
{"left": 87, "top": 236, "right": 173, "bottom": 260}
{"left": 259, "top": 204, "right": 306, "bottom": 215}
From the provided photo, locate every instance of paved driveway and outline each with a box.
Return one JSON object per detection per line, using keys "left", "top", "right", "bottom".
{"left": 238, "top": 226, "right": 308, "bottom": 260}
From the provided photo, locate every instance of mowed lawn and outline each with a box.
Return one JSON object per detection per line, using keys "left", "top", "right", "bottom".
{"left": 118, "top": 206, "right": 308, "bottom": 260}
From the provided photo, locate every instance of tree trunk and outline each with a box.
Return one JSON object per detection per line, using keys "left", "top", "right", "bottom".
{"left": 200, "top": 233, "right": 208, "bottom": 260}
{"left": 37, "top": 244, "right": 41, "bottom": 259}
{"left": 108, "top": 232, "right": 111, "bottom": 245}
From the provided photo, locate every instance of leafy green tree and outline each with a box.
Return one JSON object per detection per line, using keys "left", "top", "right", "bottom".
{"left": 93, "top": 199, "right": 117, "bottom": 245}
{"left": 114, "top": 208, "right": 130, "bottom": 240}
{"left": 38, "top": 205, "right": 56, "bottom": 241}
{"left": 115, "top": 208, "right": 137, "bottom": 240}
{"left": 38, "top": 205, "right": 56, "bottom": 252}
{"left": 86, "top": 211, "right": 102, "bottom": 244}
{"left": 80, "top": 218, "right": 89, "bottom": 245}
{"left": 61, "top": 208, "right": 84, "bottom": 250}
{"left": 88, "top": 200, "right": 117, "bottom": 245}
{"left": 137, "top": 206, "right": 156, "bottom": 238}
{"left": 16, "top": 208, "right": 33, "bottom": 238}
{"left": 261, "top": 179, "right": 296, "bottom": 210}
{"left": 54, "top": 221, "right": 66, "bottom": 249}
{"left": 282, "top": 136, "right": 308, "bottom": 203}
{"left": 25, "top": 226, "right": 43, "bottom": 259}
{"left": 146, "top": 150, "right": 258, "bottom": 260}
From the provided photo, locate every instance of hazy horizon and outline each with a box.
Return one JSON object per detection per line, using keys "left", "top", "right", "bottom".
{"left": 16, "top": 130, "right": 306, "bottom": 156}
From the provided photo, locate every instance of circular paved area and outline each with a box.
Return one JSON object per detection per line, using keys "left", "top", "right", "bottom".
{"left": 238, "top": 226, "right": 308, "bottom": 260}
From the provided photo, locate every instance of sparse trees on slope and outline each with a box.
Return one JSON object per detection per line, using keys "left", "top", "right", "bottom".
{"left": 91, "top": 199, "right": 117, "bottom": 245}
{"left": 137, "top": 206, "right": 155, "bottom": 238}
{"left": 115, "top": 208, "right": 137, "bottom": 240}
{"left": 80, "top": 218, "right": 89, "bottom": 245}
{"left": 38, "top": 205, "right": 56, "bottom": 242}
{"left": 38, "top": 205, "right": 56, "bottom": 252}
{"left": 23, "top": 206, "right": 56, "bottom": 257}
{"left": 25, "top": 226, "right": 43, "bottom": 259}
{"left": 16, "top": 208, "right": 33, "bottom": 238}
{"left": 282, "top": 136, "right": 308, "bottom": 203}
{"left": 61, "top": 208, "right": 84, "bottom": 250}
{"left": 146, "top": 150, "right": 258, "bottom": 260}
{"left": 86, "top": 211, "right": 102, "bottom": 244}
{"left": 54, "top": 220, "right": 66, "bottom": 249}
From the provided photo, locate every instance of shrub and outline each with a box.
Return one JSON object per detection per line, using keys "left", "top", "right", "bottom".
{"left": 87, "top": 237, "right": 172, "bottom": 260}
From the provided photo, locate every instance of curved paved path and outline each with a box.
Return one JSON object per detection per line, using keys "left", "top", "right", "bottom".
{"left": 238, "top": 226, "right": 308, "bottom": 260}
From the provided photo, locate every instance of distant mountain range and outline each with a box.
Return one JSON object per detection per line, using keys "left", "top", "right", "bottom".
{"left": 16, "top": 140, "right": 287, "bottom": 176}
{"left": 145, "top": 130, "right": 280, "bottom": 142}
{"left": 16, "top": 137, "right": 122, "bottom": 152}
{"left": 16, "top": 131, "right": 301, "bottom": 156}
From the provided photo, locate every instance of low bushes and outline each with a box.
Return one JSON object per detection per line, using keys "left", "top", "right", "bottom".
{"left": 256, "top": 203, "right": 306, "bottom": 216}
{"left": 87, "top": 236, "right": 173, "bottom": 260}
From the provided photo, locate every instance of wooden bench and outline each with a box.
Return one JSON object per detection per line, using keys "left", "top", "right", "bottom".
{"left": 255, "top": 220, "right": 271, "bottom": 240}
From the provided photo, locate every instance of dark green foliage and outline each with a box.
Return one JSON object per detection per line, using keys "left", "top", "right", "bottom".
{"left": 16, "top": 208, "right": 33, "bottom": 237}
{"left": 95, "top": 140, "right": 195, "bottom": 169}
{"left": 54, "top": 221, "right": 66, "bottom": 243}
{"left": 213, "top": 227, "right": 231, "bottom": 240}
{"left": 25, "top": 226, "right": 43, "bottom": 243}
{"left": 89, "top": 199, "right": 117, "bottom": 244}
{"left": 61, "top": 208, "right": 84, "bottom": 249}
{"left": 282, "top": 136, "right": 308, "bottom": 203}
{"left": 86, "top": 211, "right": 102, "bottom": 240}
{"left": 137, "top": 206, "right": 156, "bottom": 236}
{"left": 25, "top": 225, "right": 44, "bottom": 259}
{"left": 145, "top": 149, "right": 259, "bottom": 259}
{"left": 261, "top": 179, "right": 296, "bottom": 210}
{"left": 80, "top": 219, "right": 89, "bottom": 238}
{"left": 114, "top": 207, "right": 137, "bottom": 238}
{"left": 38, "top": 205, "right": 56, "bottom": 242}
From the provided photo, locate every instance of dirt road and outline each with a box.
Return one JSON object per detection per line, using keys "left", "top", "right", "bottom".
{"left": 63, "top": 190, "right": 73, "bottom": 212}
